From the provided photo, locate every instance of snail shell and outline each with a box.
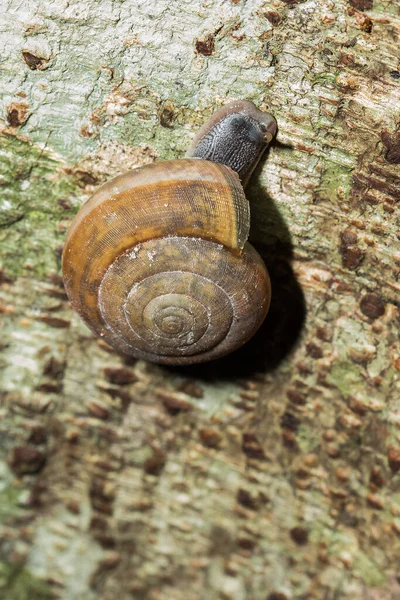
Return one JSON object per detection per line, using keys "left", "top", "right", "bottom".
{"left": 62, "top": 101, "right": 276, "bottom": 365}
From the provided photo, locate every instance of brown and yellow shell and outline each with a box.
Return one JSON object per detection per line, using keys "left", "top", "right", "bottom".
{"left": 62, "top": 158, "right": 271, "bottom": 365}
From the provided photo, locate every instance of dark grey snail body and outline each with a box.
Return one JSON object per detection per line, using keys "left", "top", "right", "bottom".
{"left": 62, "top": 100, "right": 277, "bottom": 365}
{"left": 186, "top": 100, "right": 277, "bottom": 186}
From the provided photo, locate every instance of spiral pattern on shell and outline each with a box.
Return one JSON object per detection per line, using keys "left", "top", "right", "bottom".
{"left": 98, "top": 236, "right": 270, "bottom": 363}
{"left": 62, "top": 158, "right": 271, "bottom": 365}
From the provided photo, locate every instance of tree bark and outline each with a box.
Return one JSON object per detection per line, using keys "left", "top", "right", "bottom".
{"left": 1, "top": 0, "right": 400, "bottom": 599}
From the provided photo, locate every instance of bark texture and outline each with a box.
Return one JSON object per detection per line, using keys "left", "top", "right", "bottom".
{"left": 1, "top": 0, "right": 400, "bottom": 599}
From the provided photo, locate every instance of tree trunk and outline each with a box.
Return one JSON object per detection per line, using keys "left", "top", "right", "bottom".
{"left": 1, "top": 0, "right": 400, "bottom": 598}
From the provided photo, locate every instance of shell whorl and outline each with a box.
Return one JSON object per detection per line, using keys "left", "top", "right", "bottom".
{"left": 98, "top": 236, "right": 270, "bottom": 364}
{"left": 62, "top": 158, "right": 271, "bottom": 364}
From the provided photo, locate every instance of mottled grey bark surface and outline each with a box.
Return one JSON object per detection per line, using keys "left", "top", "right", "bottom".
{"left": 1, "top": 0, "right": 400, "bottom": 599}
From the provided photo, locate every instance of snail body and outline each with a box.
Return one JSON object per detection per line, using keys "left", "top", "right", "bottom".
{"left": 62, "top": 101, "right": 276, "bottom": 365}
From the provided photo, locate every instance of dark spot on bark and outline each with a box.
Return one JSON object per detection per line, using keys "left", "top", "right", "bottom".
{"left": 237, "top": 537, "right": 256, "bottom": 550}
{"left": 37, "top": 316, "right": 71, "bottom": 328}
{"left": 66, "top": 429, "right": 80, "bottom": 445}
{"left": 290, "top": 526, "right": 308, "bottom": 545}
{"left": 297, "top": 361, "right": 313, "bottom": 377}
{"left": 344, "top": 37, "right": 358, "bottom": 47}
{"left": 6, "top": 102, "right": 29, "bottom": 127}
{"left": 9, "top": 446, "right": 47, "bottom": 475}
{"left": 48, "top": 273, "right": 64, "bottom": 286}
{"left": 44, "top": 285, "right": 69, "bottom": 300}
{"left": 159, "top": 102, "right": 176, "bottom": 128}
{"left": 340, "top": 229, "right": 358, "bottom": 245}
{"left": 349, "top": 0, "right": 373, "bottom": 9}
{"left": 103, "top": 367, "right": 137, "bottom": 385}
{"left": 306, "top": 342, "right": 323, "bottom": 359}
{"left": 88, "top": 401, "right": 110, "bottom": 420}
{"left": 364, "top": 194, "right": 380, "bottom": 206}
{"left": 390, "top": 70, "right": 400, "bottom": 80}
{"left": 388, "top": 445, "right": 400, "bottom": 474}
{"left": 43, "top": 357, "right": 65, "bottom": 378}
{"left": 339, "top": 229, "right": 365, "bottom": 270}
{"left": 28, "top": 425, "right": 47, "bottom": 445}
{"left": 239, "top": 379, "right": 258, "bottom": 391}
{"left": 143, "top": 448, "right": 166, "bottom": 475}
{"left": 99, "top": 552, "right": 121, "bottom": 570}
{"left": 237, "top": 488, "right": 258, "bottom": 510}
{"left": 280, "top": 411, "right": 300, "bottom": 431}
{"left": 195, "top": 34, "right": 215, "bottom": 56}
{"left": 0, "top": 270, "right": 14, "bottom": 284}
{"left": 367, "top": 493, "right": 384, "bottom": 510}
{"left": 96, "top": 535, "right": 116, "bottom": 549}
{"left": 103, "top": 386, "right": 132, "bottom": 411}
{"left": 122, "top": 354, "right": 137, "bottom": 367}
{"left": 371, "top": 224, "right": 387, "bottom": 236}
{"left": 199, "top": 428, "right": 222, "bottom": 448}
{"left": 267, "top": 594, "right": 289, "bottom": 600}
{"left": 281, "top": 0, "right": 305, "bottom": 4}
{"left": 354, "top": 12, "right": 373, "bottom": 32}
{"left": 316, "top": 326, "right": 329, "bottom": 341}
{"left": 264, "top": 11, "right": 282, "bottom": 25}
{"left": 381, "top": 131, "right": 400, "bottom": 164}
{"left": 58, "top": 198, "right": 73, "bottom": 210}
{"left": 90, "top": 517, "right": 116, "bottom": 548}
{"left": 352, "top": 171, "right": 400, "bottom": 204}
{"left": 22, "top": 51, "right": 46, "bottom": 70}
{"left": 65, "top": 499, "right": 81, "bottom": 514}
{"left": 242, "top": 432, "right": 265, "bottom": 460}
{"left": 348, "top": 395, "right": 368, "bottom": 416}
{"left": 156, "top": 389, "right": 194, "bottom": 413}
{"left": 368, "top": 167, "right": 399, "bottom": 192}
{"left": 360, "top": 293, "right": 385, "bottom": 319}
{"left": 286, "top": 388, "right": 306, "bottom": 406}
{"left": 90, "top": 516, "right": 108, "bottom": 531}
{"left": 74, "top": 170, "right": 98, "bottom": 187}
{"left": 38, "top": 381, "right": 63, "bottom": 394}
{"left": 79, "top": 125, "right": 96, "bottom": 138}
{"left": 89, "top": 477, "right": 115, "bottom": 514}
{"left": 178, "top": 379, "right": 204, "bottom": 398}
{"left": 370, "top": 466, "right": 386, "bottom": 488}
{"left": 90, "top": 109, "right": 104, "bottom": 127}
{"left": 296, "top": 468, "right": 310, "bottom": 479}
{"left": 339, "top": 52, "right": 356, "bottom": 67}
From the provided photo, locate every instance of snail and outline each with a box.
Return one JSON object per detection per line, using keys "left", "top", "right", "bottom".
{"left": 62, "top": 100, "right": 277, "bottom": 365}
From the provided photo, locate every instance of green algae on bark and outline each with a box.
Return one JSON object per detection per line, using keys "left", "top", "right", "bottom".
{"left": 0, "top": 563, "right": 54, "bottom": 600}
{"left": 0, "top": 135, "right": 80, "bottom": 279}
